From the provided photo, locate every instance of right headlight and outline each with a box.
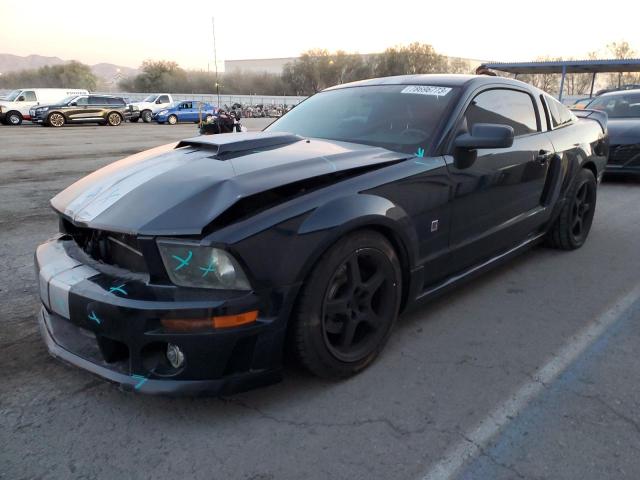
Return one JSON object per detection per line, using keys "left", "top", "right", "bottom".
{"left": 157, "top": 240, "right": 251, "bottom": 290}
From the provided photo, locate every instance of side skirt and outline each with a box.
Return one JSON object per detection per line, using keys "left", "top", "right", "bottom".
{"left": 413, "top": 232, "right": 546, "bottom": 304}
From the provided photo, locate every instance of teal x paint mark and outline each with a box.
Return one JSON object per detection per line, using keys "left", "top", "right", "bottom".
{"left": 415, "top": 147, "right": 425, "bottom": 158}
{"left": 109, "top": 284, "right": 128, "bottom": 296}
{"left": 131, "top": 374, "right": 147, "bottom": 390}
{"left": 88, "top": 311, "right": 101, "bottom": 325}
{"left": 172, "top": 251, "right": 193, "bottom": 271}
{"left": 199, "top": 260, "right": 217, "bottom": 277}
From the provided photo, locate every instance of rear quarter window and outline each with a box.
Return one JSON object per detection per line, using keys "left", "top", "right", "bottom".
{"left": 545, "top": 95, "right": 576, "bottom": 128}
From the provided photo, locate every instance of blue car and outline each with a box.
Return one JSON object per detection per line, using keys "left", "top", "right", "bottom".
{"left": 154, "top": 101, "right": 216, "bottom": 125}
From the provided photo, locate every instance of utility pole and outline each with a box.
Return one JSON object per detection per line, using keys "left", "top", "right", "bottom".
{"left": 212, "top": 17, "right": 221, "bottom": 108}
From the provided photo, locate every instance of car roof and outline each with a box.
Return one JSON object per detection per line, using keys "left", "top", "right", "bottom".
{"left": 323, "top": 74, "right": 538, "bottom": 93}
{"left": 598, "top": 88, "right": 640, "bottom": 98}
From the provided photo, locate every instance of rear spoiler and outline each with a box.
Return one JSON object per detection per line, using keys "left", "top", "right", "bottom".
{"left": 571, "top": 108, "right": 608, "bottom": 133}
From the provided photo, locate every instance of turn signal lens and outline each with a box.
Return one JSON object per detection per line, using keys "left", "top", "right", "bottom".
{"left": 213, "top": 310, "right": 258, "bottom": 329}
{"left": 161, "top": 310, "right": 258, "bottom": 332}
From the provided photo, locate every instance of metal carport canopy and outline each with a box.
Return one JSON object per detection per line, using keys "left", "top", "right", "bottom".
{"left": 481, "top": 58, "right": 640, "bottom": 100}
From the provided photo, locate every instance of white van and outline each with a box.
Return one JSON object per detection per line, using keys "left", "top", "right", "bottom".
{"left": 0, "top": 88, "right": 89, "bottom": 125}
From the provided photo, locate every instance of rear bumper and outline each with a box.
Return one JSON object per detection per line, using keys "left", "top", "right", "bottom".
{"left": 35, "top": 236, "right": 297, "bottom": 395}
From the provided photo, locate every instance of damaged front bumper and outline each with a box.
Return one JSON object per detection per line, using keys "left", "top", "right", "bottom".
{"left": 35, "top": 235, "right": 297, "bottom": 395}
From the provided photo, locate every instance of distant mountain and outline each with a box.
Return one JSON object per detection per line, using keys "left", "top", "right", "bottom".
{"left": 0, "top": 53, "right": 138, "bottom": 84}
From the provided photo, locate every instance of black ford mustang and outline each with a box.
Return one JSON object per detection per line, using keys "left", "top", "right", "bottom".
{"left": 35, "top": 75, "right": 608, "bottom": 395}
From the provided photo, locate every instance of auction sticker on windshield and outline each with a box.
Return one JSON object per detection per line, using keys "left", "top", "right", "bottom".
{"left": 401, "top": 85, "right": 452, "bottom": 96}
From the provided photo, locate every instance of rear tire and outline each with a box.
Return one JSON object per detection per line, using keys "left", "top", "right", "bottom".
{"left": 546, "top": 168, "right": 597, "bottom": 250}
{"left": 141, "top": 110, "right": 152, "bottom": 123}
{"left": 291, "top": 230, "right": 402, "bottom": 379}
{"left": 106, "top": 112, "right": 122, "bottom": 126}
{"left": 6, "top": 111, "right": 22, "bottom": 125}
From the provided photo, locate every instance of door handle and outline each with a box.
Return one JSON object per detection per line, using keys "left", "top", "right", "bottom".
{"left": 536, "top": 150, "right": 554, "bottom": 165}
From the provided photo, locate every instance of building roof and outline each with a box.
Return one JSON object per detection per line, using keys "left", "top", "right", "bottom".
{"left": 482, "top": 58, "right": 640, "bottom": 74}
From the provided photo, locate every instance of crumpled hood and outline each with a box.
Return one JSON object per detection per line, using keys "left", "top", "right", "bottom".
{"left": 607, "top": 118, "right": 640, "bottom": 145}
{"left": 51, "top": 132, "right": 408, "bottom": 236}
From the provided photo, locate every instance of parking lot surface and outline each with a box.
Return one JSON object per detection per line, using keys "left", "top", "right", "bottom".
{"left": 1, "top": 121, "right": 639, "bottom": 480}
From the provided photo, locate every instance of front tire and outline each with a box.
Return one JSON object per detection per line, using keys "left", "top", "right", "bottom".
{"left": 141, "top": 110, "right": 153, "bottom": 123}
{"left": 167, "top": 115, "right": 178, "bottom": 125}
{"left": 47, "top": 112, "right": 65, "bottom": 128}
{"left": 291, "top": 230, "right": 402, "bottom": 379}
{"left": 546, "top": 168, "right": 597, "bottom": 250}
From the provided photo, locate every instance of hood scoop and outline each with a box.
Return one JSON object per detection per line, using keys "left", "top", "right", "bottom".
{"left": 176, "top": 131, "right": 303, "bottom": 158}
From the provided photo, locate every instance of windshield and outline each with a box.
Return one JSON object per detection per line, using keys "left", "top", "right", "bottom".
{"left": 59, "top": 95, "right": 78, "bottom": 105}
{"left": 143, "top": 95, "right": 158, "bottom": 103}
{"left": 5, "top": 90, "right": 22, "bottom": 101}
{"left": 587, "top": 92, "right": 640, "bottom": 118}
{"left": 266, "top": 84, "right": 459, "bottom": 154}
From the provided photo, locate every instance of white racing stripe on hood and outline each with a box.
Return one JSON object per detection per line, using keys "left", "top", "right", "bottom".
{"left": 64, "top": 153, "right": 190, "bottom": 223}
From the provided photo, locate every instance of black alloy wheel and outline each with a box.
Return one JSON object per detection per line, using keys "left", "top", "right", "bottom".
{"left": 322, "top": 248, "right": 397, "bottom": 362}
{"left": 570, "top": 180, "right": 595, "bottom": 243}
{"left": 291, "top": 230, "right": 402, "bottom": 378}
{"left": 547, "top": 168, "right": 597, "bottom": 250}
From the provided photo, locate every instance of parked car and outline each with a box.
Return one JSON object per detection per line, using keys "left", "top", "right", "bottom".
{"left": 0, "top": 88, "right": 88, "bottom": 125}
{"left": 35, "top": 75, "right": 607, "bottom": 395}
{"left": 154, "top": 101, "right": 216, "bottom": 124}
{"left": 130, "top": 93, "right": 174, "bottom": 123}
{"left": 30, "top": 94, "right": 132, "bottom": 127}
{"left": 570, "top": 97, "right": 593, "bottom": 110}
{"left": 596, "top": 84, "right": 640, "bottom": 96}
{"left": 585, "top": 89, "right": 640, "bottom": 174}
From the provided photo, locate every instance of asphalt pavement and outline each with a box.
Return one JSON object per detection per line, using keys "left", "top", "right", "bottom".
{"left": 1, "top": 120, "right": 639, "bottom": 480}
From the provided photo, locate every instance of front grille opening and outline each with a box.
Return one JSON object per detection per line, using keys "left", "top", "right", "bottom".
{"left": 61, "top": 218, "right": 148, "bottom": 273}
{"left": 609, "top": 144, "right": 640, "bottom": 167}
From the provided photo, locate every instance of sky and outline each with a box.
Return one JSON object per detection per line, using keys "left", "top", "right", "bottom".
{"left": 1, "top": 0, "right": 638, "bottom": 71}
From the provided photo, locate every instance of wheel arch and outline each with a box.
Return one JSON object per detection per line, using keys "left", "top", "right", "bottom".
{"left": 581, "top": 160, "right": 598, "bottom": 180}
{"left": 294, "top": 194, "right": 419, "bottom": 312}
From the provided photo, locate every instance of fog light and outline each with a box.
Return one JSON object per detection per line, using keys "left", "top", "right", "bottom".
{"left": 166, "top": 343, "right": 185, "bottom": 369}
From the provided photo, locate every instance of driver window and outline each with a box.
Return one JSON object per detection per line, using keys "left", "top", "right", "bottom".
{"left": 465, "top": 89, "right": 538, "bottom": 137}
{"left": 22, "top": 91, "right": 37, "bottom": 101}
{"left": 75, "top": 97, "right": 89, "bottom": 106}
{"left": 158, "top": 95, "right": 170, "bottom": 104}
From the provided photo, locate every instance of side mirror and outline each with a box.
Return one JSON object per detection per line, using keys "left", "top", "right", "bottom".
{"left": 17, "top": 96, "right": 25, "bottom": 101}
{"left": 454, "top": 123, "right": 514, "bottom": 150}
{"left": 69, "top": 102, "right": 77, "bottom": 106}
{"left": 155, "top": 99, "right": 162, "bottom": 104}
